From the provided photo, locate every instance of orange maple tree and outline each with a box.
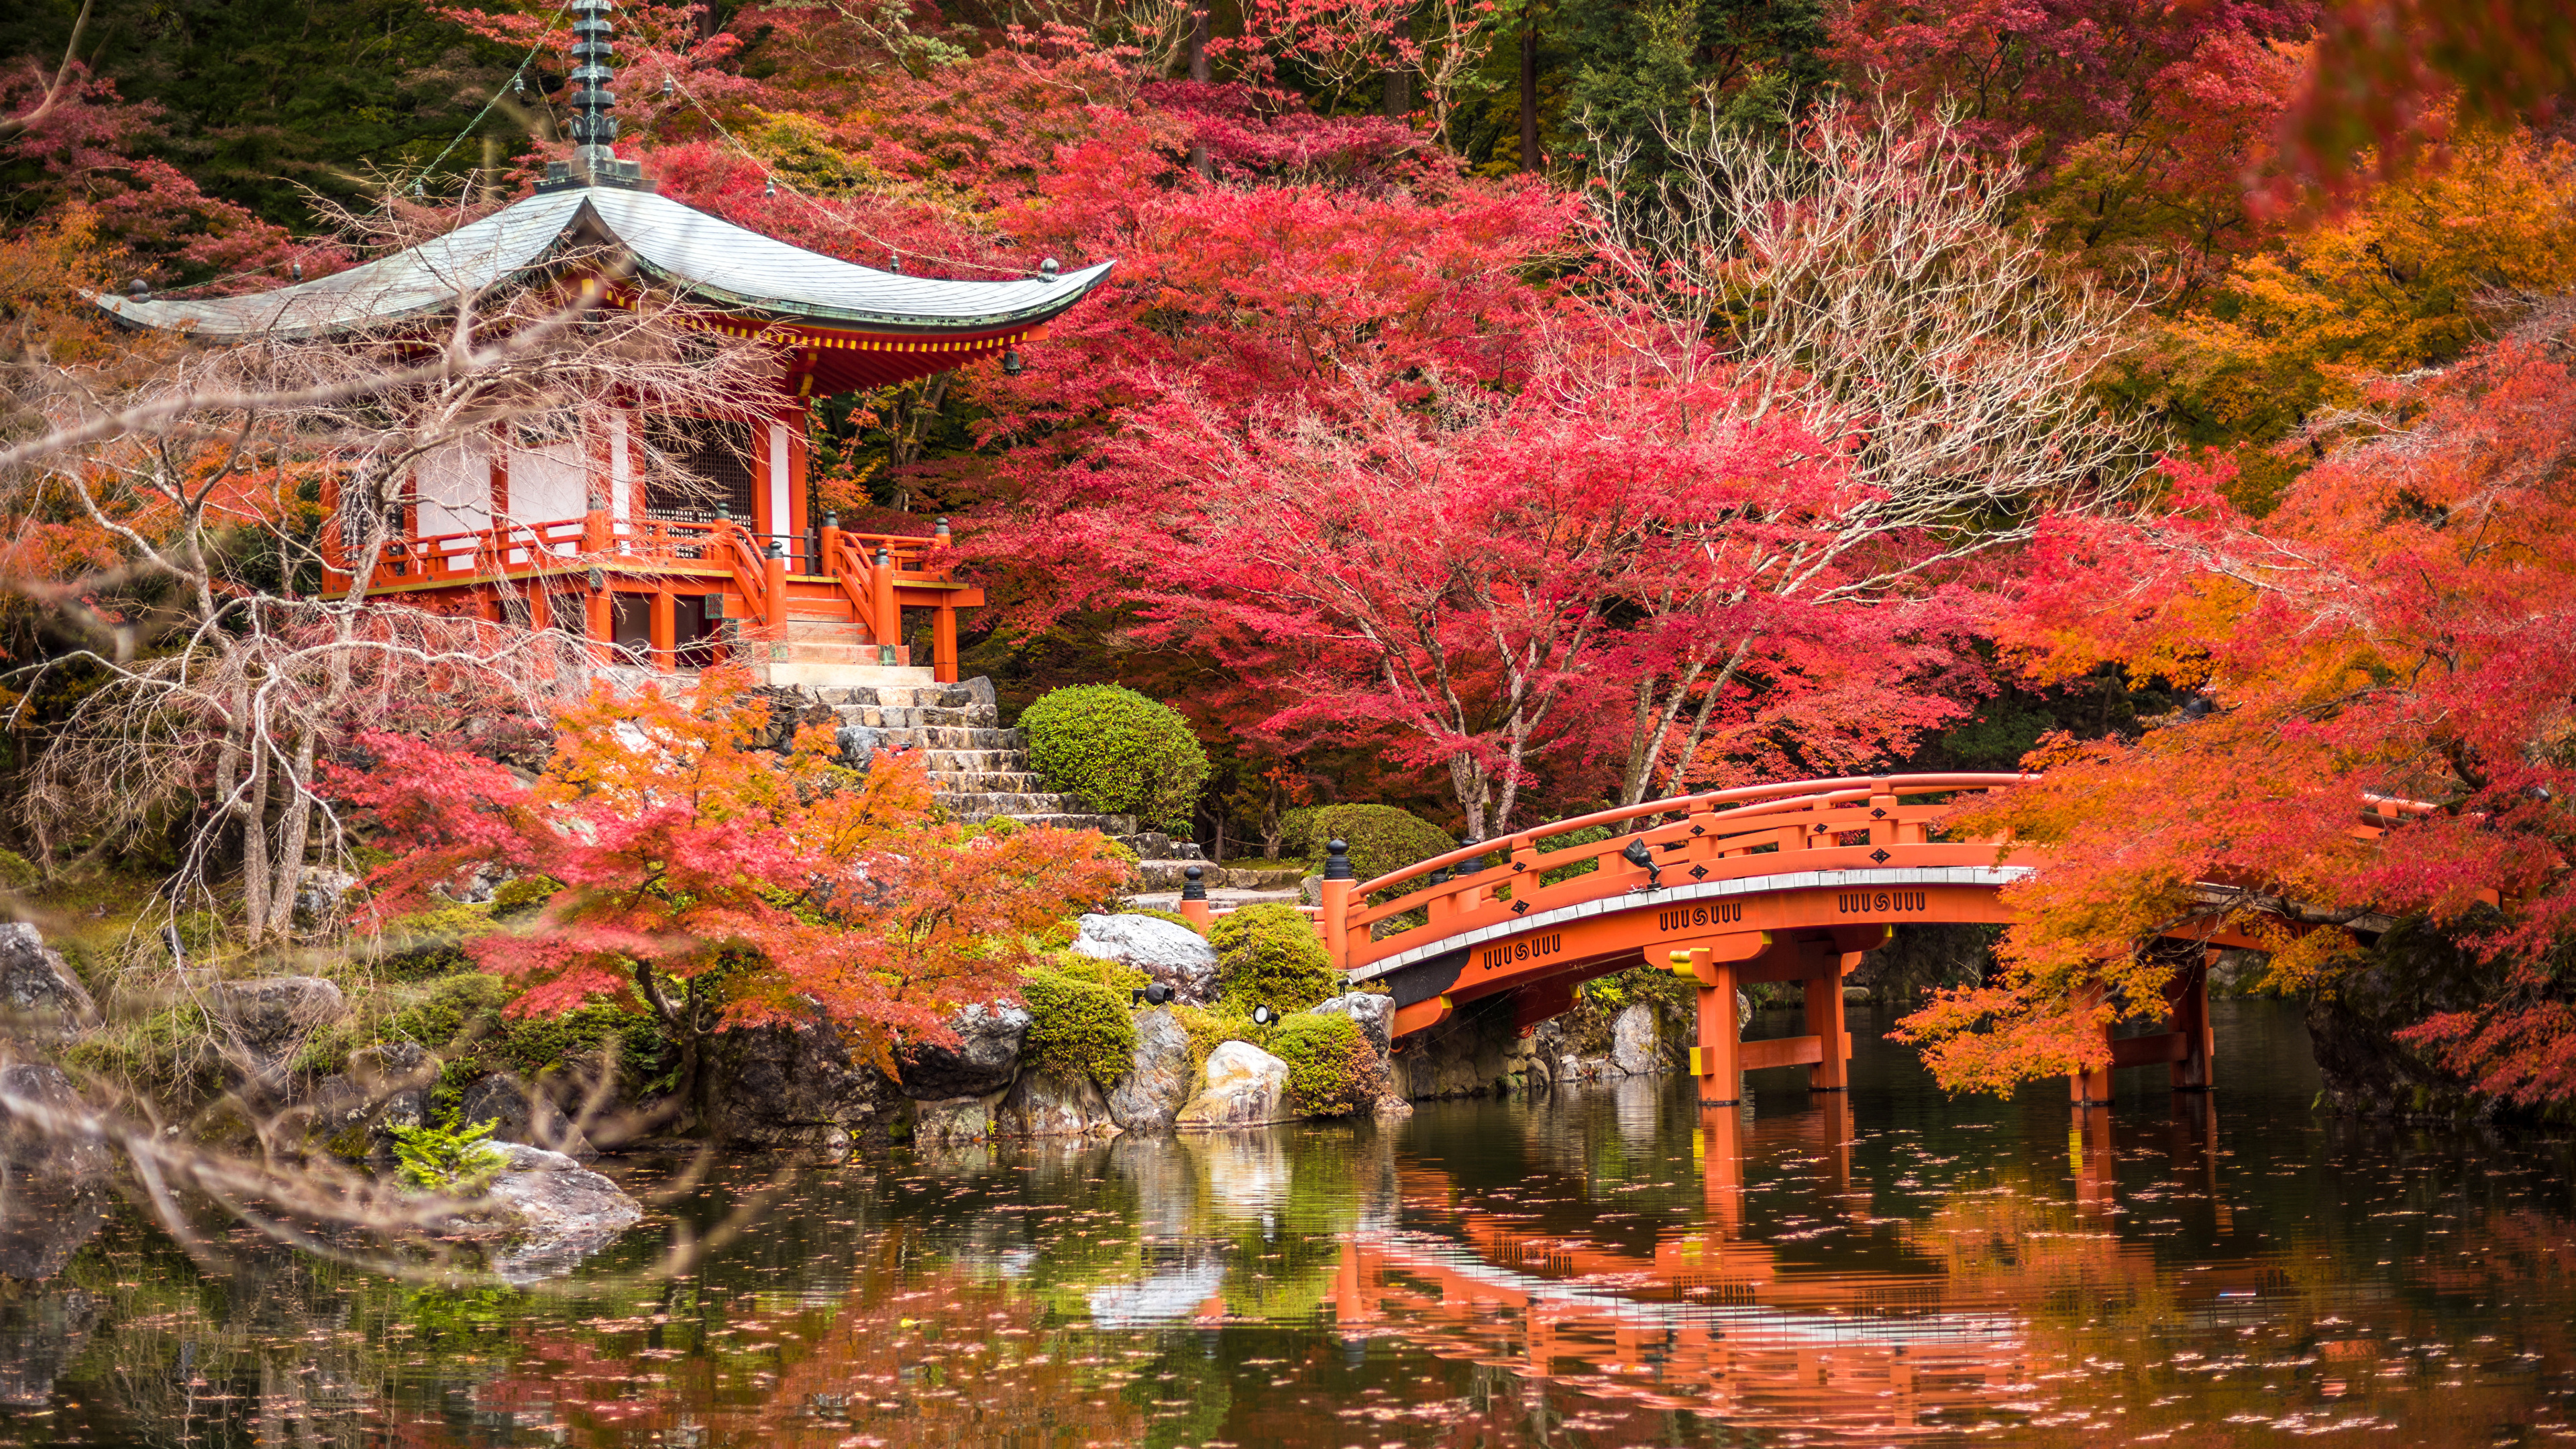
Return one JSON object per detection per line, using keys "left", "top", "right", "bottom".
{"left": 329, "top": 669, "right": 1129, "bottom": 1102}
{"left": 1898, "top": 299, "right": 2576, "bottom": 1104}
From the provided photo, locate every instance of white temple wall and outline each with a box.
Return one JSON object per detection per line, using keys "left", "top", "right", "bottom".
{"left": 415, "top": 439, "right": 492, "bottom": 539}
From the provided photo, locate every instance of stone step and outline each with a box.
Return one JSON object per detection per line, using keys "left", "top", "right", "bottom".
{"left": 812, "top": 684, "right": 980, "bottom": 711}
{"left": 1218, "top": 865, "right": 1309, "bottom": 890}
{"left": 784, "top": 641, "right": 910, "bottom": 665}
{"left": 933, "top": 769, "right": 1046, "bottom": 794}
{"left": 921, "top": 748, "right": 1024, "bottom": 774}
{"left": 1003, "top": 811, "right": 1142, "bottom": 835}
{"left": 783, "top": 614, "right": 865, "bottom": 637}
{"left": 938, "top": 790, "right": 1082, "bottom": 817}
{"left": 833, "top": 704, "right": 975, "bottom": 730}
{"left": 1114, "top": 831, "right": 1205, "bottom": 863}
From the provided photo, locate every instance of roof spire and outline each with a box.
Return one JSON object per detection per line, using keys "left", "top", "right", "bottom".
{"left": 542, "top": 0, "right": 651, "bottom": 192}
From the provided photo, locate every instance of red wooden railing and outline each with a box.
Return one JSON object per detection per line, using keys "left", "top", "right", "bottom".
{"left": 1316, "top": 773, "right": 2035, "bottom": 975}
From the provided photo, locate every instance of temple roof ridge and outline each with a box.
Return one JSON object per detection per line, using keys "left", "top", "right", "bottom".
{"left": 95, "top": 184, "right": 1114, "bottom": 343}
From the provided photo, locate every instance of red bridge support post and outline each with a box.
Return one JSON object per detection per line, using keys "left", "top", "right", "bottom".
{"left": 2069, "top": 985, "right": 2114, "bottom": 1106}
{"left": 1803, "top": 943, "right": 1856, "bottom": 1093}
{"left": 2170, "top": 951, "right": 2216, "bottom": 1091}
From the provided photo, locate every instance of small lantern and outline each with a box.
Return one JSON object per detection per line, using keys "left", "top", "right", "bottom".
{"left": 1002, "top": 347, "right": 1024, "bottom": 376}
{"left": 586, "top": 565, "right": 607, "bottom": 591}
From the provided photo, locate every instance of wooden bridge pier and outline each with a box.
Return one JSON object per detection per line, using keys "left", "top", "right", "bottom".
{"left": 1667, "top": 928, "right": 1884, "bottom": 1107}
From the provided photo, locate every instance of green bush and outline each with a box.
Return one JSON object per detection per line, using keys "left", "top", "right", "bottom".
{"left": 1270, "top": 1011, "right": 1379, "bottom": 1118}
{"left": 390, "top": 1116, "right": 504, "bottom": 1192}
{"left": 1173, "top": 1002, "right": 1260, "bottom": 1075}
{"left": 489, "top": 875, "right": 562, "bottom": 918}
{"left": 1208, "top": 903, "right": 1337, "bottom": 1014}
{"left": 1020, "top": 967, "right": 1138, "bottom": 1087}
{"left": 1277, "top": 807, "right": 1324, "bottom": 860}
{"left": 1534, "top": 822, "right": 1611, "bottom": 886}
{"left": 0, "top": 849, "right": 38, "bottom": 892}
{"left": 370, "top": 904, "right": 498, "bottom": 980}
{"left": 1305, "top": 804, "right": 1453, "bottom": 887}
{"left": 1019, "top": 684, "right": 1210, "bottom": 832}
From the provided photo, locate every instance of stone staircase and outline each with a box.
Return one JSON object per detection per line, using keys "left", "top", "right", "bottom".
{"left": 811, "top": 678, "right": 1206, "bottom": 890}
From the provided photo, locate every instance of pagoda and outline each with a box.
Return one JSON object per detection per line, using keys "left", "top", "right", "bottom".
{"left": 95, "top": 0, "right": 1112, "bottom": 688}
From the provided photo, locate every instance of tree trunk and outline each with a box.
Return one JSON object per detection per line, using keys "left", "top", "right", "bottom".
{"left": 1384, "top": 9, "right": 1415, "bottom": 118}
{"left": 1187, "top": 5, "right": 1212, "bottom": 177}
{"left": 1519, "top": 13, "right": 1539, "bottom": 171}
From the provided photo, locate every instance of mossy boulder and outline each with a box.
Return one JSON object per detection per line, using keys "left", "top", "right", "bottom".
{"left": 1020, "top": 966, "right": 1140, "bottom": 1089}
{"left": 1271, "top": 1011, "right": 1381, "bottom": 1118}
{"left": 1208, "top": 903, "right": 1337, "bottom": 1015}
{"left": 1019, "top": 684, "right": 1210, "bottom": 832}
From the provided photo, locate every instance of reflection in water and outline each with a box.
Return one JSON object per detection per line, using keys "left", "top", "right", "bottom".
{"left": 1, "top": 998, "right": 2573, "bottom": 1447}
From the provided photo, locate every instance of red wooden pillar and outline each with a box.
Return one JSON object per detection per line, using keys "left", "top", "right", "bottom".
{"left": 527, "top": 579, "right": 551, "bottom": 635}
{"left": 869, "top": 545, "right": 899, "bottom": 651}
{"left": 1804, "top": 944, "right": 1851, "bottom": 1093}
{"left": 762, "top": 546, "right": 790, "bottom": 647}
{"left": 2069, "top": 985, "right": 2115, "bottom": 1105}
{"left": 1698, "top": 1101, "right": 1744, "bottom": 1232}
{"left": 649, "top": 590, "right": 676, "bottom": 672}
{"left": 932, "top": 605, "right": 960, "bottom": 683}
{"left": 584, "top": 584, "right": 612, "bottom": 661}
{"left": 2171, "top": 952, "right": 2216, "bottom": 1091}
{"left": 1691, "top": 956, "right": 1742, "bottom": 1106}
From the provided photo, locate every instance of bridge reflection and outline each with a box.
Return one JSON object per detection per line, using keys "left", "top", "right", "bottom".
{"left": 1320, "top": 1091, "right": 2280, "bottom": 1440}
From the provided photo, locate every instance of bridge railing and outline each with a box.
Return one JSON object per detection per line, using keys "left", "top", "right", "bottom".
{"left": 1325, "top": 772, "right": 2038, "bottom": 973}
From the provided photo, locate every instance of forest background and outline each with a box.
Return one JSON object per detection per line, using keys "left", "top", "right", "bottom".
{"left": 5, "top": 0, "right": 2576, "bottom": 1108}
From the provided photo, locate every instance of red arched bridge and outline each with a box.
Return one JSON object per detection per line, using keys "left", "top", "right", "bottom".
{"left": 1270, "top": 773, "right": 2402, "bottom": 1107}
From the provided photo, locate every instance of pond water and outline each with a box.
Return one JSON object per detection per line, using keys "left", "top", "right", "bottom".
{"left": 7, "top": 997, "right": 2576, "bottom": 1448}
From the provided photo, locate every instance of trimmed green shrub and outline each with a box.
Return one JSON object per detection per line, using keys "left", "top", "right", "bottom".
{"left": 1534, "top": 822, "right": 1611, "bottom": 886}
{"left": 1020, "top": 967, "right": 1139, "bottom": 1087}
{"left": 1208, "top": 903, "right": 1337, "bottom": 1014}
{"left": 1305, "top": 804, "right": 1453, "bottom": 886}
{"left": 1277, "top": 807, "right": 1324, "bottom": 861}
{"left": 1271, "top": 1011, "right": 1379, "bottom": 1118}
{"left": 1173, "top": 1002, "right": 1260, "bottom": 1075}
{"left": 1019, "top": 684, "right": 1210, "bottom": 832}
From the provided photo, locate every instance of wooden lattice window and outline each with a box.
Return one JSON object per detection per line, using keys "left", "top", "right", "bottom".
{"left": 643, "top": 415, "right": 755, "bottom": 523}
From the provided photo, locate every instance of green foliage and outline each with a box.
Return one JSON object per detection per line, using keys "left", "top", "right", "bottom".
{"left": 0, "top": 849, "right": 38, "bottom": 892}
{"left": 1305, "top": 804, "right": 1454, "bottom": 886}
{"left": 1533, "top": 822, "right": 1611, "bottom": 886}
{"left": 1208, "top": 904, "right": 1338, "bottom": 1014}
{"left": 1116, "top": 906, "right": 1200, "bottom": 933}
{"left": 1019, "top": 684, "right": 1210, "bottom": 831}
{"left": 488, "top": 875, "right": 562, "bottom": 918}
{"left": 389, "top": 1117, "right": 504, "bottom": 1193}
{"left": 1269, "top": 1011, "right": 1379, "bottom": 1118}
{"left": 1019, "top": 967, "right": 1139, "bottom": 1087}
{"left": 1939, "top": 703, "right": 2055, "bottom": 768}
{"left": 1553, "top": 0, "right": 1832, "bottom": 181}
{"left": 1173, "top": 1002, "right": 1261, "bottom": 1075}
{"left": 65, "top": 1000, "right": 224, "bottom": 1102}
{"left": 1277, "top": 806, "right": 1324, "bottom": 860}
{"left": 370, "top": 904, "right": 498, "bottom": 980}
{"left": 1560, "top": 965, "right": 1697, "bottom": 1057}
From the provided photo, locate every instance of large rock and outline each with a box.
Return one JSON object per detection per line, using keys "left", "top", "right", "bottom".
{"left": 458, "top": 1075, "right": 598, "bottom": 1160}
{"left": 1175, "top": 1041, "right": 1291, "bottom": 1130}
{"left": 1609, "top": 1003, "right": 1660, "bottom": 1076}
{"left": 1311, "top": 992, "right": 1393, "bottom": 1054}
{"left": 0, "top": 1065, "right": 108, "bottom": 1281}
{"left": 1069, "top": 914, "right": 1220, "bottom": 1004}
{"left": 1106, "top": 1008, "right": 1194, "bottom": 1134}
{"left": 912, "top": 1093, "right": 1002, "bottom": 1144}
{"left": 0, "top": 1291, "right": 97, "bottom": 1405}
{"left": 1385, "top": 995, "right": 1522, "bottom": 1099}
{"left": 707, "top": 1018, "right": 904, "bottom": 1152}
{"left": 448, "top": 1142, "right": 643, "bottom": 1284}
{"left": 999, "top": 1069, "right": 1121, "bottom": 1138}
{"left": 0, "top": 926, "right": 94, "bottom": 1039}
{"left": 307, "top": 1042, "right": 433, "bottom": 1160}
{"left": 896, "top": 1003, "right": 1030, "bottom": 1100}
{"left": 216, "top": 976, "right": 345, "bottom": 1070}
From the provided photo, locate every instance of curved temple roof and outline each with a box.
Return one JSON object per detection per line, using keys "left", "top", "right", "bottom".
{"left": 94, "top": 185, "right": 1114, "bottom": 343}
